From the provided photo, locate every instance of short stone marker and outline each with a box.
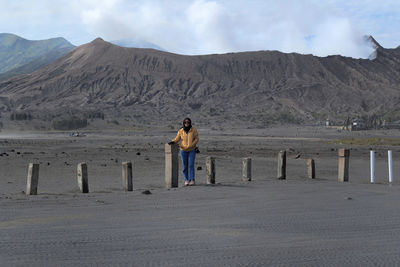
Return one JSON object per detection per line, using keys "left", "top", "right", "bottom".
{"left": 206, "top": 156, "right": 216, "bottom": 184}
{"left": 77, "top": 162, "right": 89, "bottom": 193}
{"left": 122, "top": 161, "right": 133, "bottom": 191}
{"left": 242, "top": 157, "right": 252, "bottom": 181}
{"left": 307, "top": 159, "right": 315, "bottom": 179}
{"left": 165, "top": 143, "right": 179, "bottom": 188}
{"left": 277, "top": 150, "right": 286, "bottom": 179}
{"left": 26, "top": 163, "right": 39, "bottom": 195}
{"left": 338, "top": 149, "right": 350, "bottom": 182}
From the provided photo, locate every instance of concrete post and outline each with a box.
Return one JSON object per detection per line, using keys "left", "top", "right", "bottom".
{"left": 338, "top": 149, "right": 350, "bottom": 182}
{"left": 370, "top": 150, "right": 375, "bottom": 183}
{"left": 242, "top": 157, "right": 252, "bottom": 181}
{"left": 277, "top": 150, "right": 286, "bottom": 179}
{"left": 122, "top": 161, "right": 133, "bottom": 191}
{"left": 77, "top": 162, "right": 89, "bottom": 193}
{"left": 26, "top": 163, "right": 39, "bottom": 195}
{"left": 307, "top": 159, "right": 315, "bottom": 179}
{"left": 165, "top": 143, "right": 179, "bottom": 188}
{"left": 388, "top": 150, "right": 393, "bottom": 183}
{"left": 206, "top": 157, "right": 216, "bottom": 184}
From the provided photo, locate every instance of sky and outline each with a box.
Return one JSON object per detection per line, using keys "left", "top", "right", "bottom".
{"left": 0, "top": 0, "right": 399, "bottom": 58}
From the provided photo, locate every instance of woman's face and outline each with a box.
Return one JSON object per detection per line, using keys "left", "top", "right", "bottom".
{"left": 184, "top": 120, "right": 190, "bottom": 126}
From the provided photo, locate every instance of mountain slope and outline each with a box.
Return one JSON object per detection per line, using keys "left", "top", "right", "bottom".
{"left": 0, "top": 38, "right": 399, "bottom": 127}
{"left": 0, "top": 33, "right": 75, "bottom": 79}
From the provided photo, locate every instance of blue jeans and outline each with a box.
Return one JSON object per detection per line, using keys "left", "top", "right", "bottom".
{"left": 180, "top": 149, "right": 196, "bottom": 181}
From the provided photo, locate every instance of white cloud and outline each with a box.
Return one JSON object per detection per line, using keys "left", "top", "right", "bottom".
{"left": 185, "top": 1, "right": 236, "bottom": 53}
{"left": 325, "top": 0, "right": 400, "bottom": 48}
{"left": 75, "top": 0, "right": 377, "bottom": 58}
{"left": 1, "top": 0, "right": 399, "bottom": 57}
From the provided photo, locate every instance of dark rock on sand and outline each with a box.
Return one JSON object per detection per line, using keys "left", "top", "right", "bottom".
{"left": 142, "top": 190, "right": 151, "bottom": 195}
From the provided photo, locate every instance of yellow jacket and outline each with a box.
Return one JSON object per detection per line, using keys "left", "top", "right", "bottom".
{"left": 172, "top": 127, "right": 199, "bottom": 152}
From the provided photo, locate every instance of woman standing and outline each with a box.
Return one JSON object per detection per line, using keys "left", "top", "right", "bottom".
{"left": 168, "top": 118, "right": 199, "bottom": 186}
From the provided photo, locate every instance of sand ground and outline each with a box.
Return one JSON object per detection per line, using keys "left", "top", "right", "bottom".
{"left": 1, "top": 126, "right": 400, "bottom": 266}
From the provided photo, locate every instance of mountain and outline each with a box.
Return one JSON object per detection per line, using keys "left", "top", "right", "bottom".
{"left": 0, "top": 33, "right": 75, "bottom": 80}
{"left": 111, "top": 38, "right": 165, "bottom": 51}
{"left": 0, "top": 37, "right": 399, "bottom": 128}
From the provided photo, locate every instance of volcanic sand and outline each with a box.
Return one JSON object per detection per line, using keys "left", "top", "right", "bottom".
{"left": 1, "top": 126, "right": 400, "bottom": 266}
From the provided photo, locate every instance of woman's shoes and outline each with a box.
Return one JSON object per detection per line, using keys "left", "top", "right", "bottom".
{"left": 184, "top": 180, "right": 195, "bottom": 186}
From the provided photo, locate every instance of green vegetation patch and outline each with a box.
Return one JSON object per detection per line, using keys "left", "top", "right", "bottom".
{"left": 329, "top": 138, "right": 400, "bottom": 146}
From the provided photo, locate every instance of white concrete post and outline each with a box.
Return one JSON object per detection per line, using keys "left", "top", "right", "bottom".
{"left": 307, "top": 159, "right": 316, "bottom": 179}
{"left": 206, "top": 157, "right": 216, "bottom": 184}
{"left": 26, "top": 163, "right": 39, "bottom": 195}
{"left": 388, "top": 150, "right": 393, "bottom": 183}
{"left": 122, "top": 162, "right": 133, "bottom": 191}
{"left": 338, "top": 149, "right": 350, "bottom": 182}
{"left": 77, "top": 162, "right": 89, "bottom": 193}
{"left": 242, "top": 158, "right": 252, "bottom": 181}
{"left": 370, "top": 150, "right": 375, "bottom": 183}
{"left": 165, "top": 143, "right": 179, "bottom": 188}
{"left": 277, "top": 150, "right": 286, "bottom": 180}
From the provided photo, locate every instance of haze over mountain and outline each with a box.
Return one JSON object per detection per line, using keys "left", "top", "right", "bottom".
{"left": 111, "top": 38, "right": 165, "bottom": 51}
{"left": 0, "top": 33, "right": 75, "bottom": 81}
{"left": 0, "top": 37, "right": 399, "bottom": 128}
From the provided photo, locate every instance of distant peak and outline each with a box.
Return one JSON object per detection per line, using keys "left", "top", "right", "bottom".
{"left": 88, "top": 38, "right": 112, "bottom": 48}
{"left": 0, "top": 33, "right": 26, "bottom": 42}
{"left": 92, "top": 37, "right": 105, "bottom": 43}
{"left": 0, "top": 32, "right": 19, "bottom": 37}
{"left": 51, "top": 36, "right": 68, "bottom": 41}
{"left": 365, "top": 35, "right": 382, "bottom": 49}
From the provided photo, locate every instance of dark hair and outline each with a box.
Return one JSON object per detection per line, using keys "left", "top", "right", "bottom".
{"left": 183, "top": 117, "right": 192, "bottom": 124}
{"left": 182, "top": 117, "right": 192, "bottom": 133}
